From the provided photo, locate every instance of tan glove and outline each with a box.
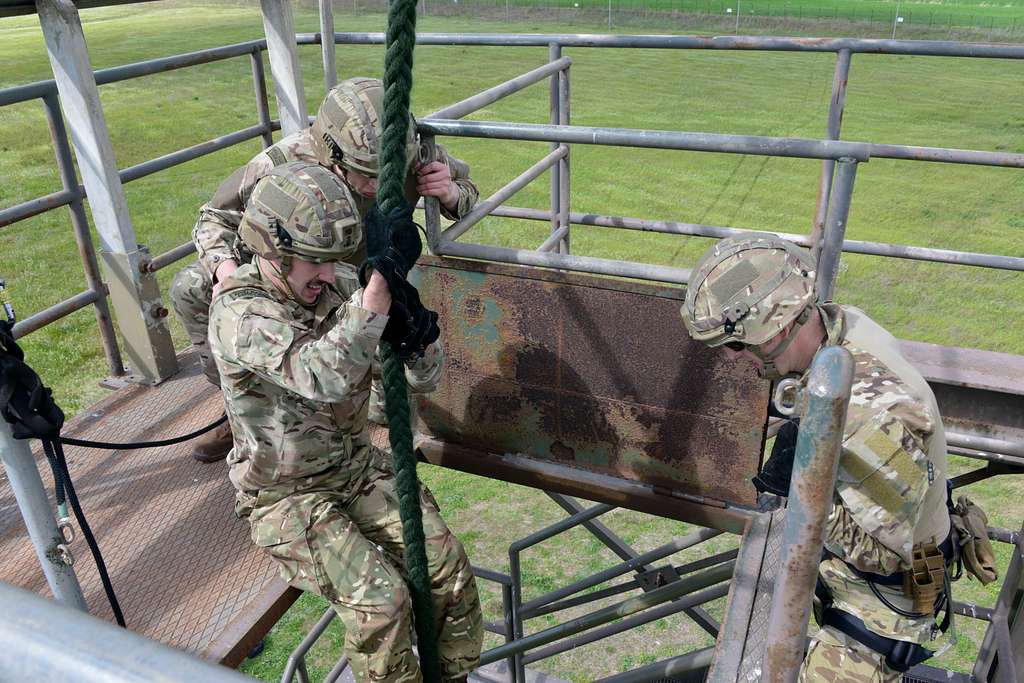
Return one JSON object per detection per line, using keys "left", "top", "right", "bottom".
{"left": 951, "top": 495, "right": 998, "bottom": 585}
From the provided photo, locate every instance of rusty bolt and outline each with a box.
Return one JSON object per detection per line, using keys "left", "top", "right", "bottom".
{"left": 151, "top": 306, "right": 169, "bottom": 319}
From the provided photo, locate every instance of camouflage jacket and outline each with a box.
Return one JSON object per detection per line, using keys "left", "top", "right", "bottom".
{"left": 817, "top": 303, "right": 950, "bottom": 642}
{"left": 192, "top": 128, "right": 478, "bottom": 277}
{"left": 208, "top": 261, "right": 444, "bottom": 493}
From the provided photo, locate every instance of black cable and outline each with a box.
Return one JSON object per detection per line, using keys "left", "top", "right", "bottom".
{"left": 42, "top": 438, "right": 125, "bottom": 627}
{"left": 59, "top": 413, "right": 227, "bottom": 450}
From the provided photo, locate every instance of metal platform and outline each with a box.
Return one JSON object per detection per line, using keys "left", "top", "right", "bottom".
{"left": 0, "top": 351, "right": 289, "bottom": 661}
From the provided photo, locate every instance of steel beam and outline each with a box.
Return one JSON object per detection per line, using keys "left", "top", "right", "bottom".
{"left": 812, "top": 48, "right": 851, "bottom": 256}
{"left": 260, "top": 0, "right": 307, "bottom": 136}
{"left": 426, "top": 56, "right": 572, "bottom": 119}
{"left": 35, "top": 0, "right": 177, "bottom": 384}
{"left": 815, "top": 158, "right": 858, "bottom": 302}
{"left": 318, "top": 0, "right": 337, "bottom": 91}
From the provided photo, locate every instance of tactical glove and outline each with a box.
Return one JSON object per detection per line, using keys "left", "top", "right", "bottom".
{"left": 752, "top": 418, "right": 799, "bottom": 497}
{"left": 382, "top": 280, "right": 440, "bottom": 362}
{"left": 358, "top": 201, "right": 423, "bottom": 291}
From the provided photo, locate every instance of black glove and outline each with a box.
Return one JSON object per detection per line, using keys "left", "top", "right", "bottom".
{"left": 382, "top": 280, "right": 440, "bottom": 362}
{"left": 358, "top": 201, "right": 423, "bottom": 290}
{"left": 752, "top": 418, "right": 799, "bottom": 497}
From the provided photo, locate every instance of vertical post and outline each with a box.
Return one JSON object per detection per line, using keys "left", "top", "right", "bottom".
{"left": 36, "top": 0, "right": 177, "bottom": 384}
{"left": 319, "top": 0, "right": 338, "bottom": 91}
{"left": 815, "top": 158, "right": 858, "bottom": 303}
{"left": 761, "top": 346, "right": 853, "bottom": 683}
{"left": 557, "top": 62, "right": 571, "bottom": 254}
{"left": 260, "top": 0, "right": 308, "bottom": 136}
{"left": 810, "top": 48, "right": 851, "bottom": 257}
{"left": 548, "top": 43, "right": 561, "bottom": 244}
{"left": 607, "top": 0, "right": 611, "bottom": 30}
{"left": 250, "top": 48, "right": 275, "bottom": 149}
{"left": 0, "top": 420, "right": 87, "bottom": 612}
{"left": 41, "top": 91, "right": 124, "bottom": 378}
{"left": 422, "top": 135, "right": 442, "bottom": 254}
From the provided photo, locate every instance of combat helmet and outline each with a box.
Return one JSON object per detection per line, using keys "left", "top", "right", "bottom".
{"left": 681, "top": 234, "right": 818, "bottom": 376}
{"left": 309, "top": 77, "right": 418, "bottom": 177}
{"left": 239, "top": 161, "right": 362, "bottom": 274}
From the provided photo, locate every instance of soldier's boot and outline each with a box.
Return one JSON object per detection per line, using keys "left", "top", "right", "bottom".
{"left": 192, "top": 421, "right": 234, "bottom": 463}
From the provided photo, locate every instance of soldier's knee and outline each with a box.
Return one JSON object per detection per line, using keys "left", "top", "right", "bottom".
{"left": 169, "top": 263, "right": 212, "bottom": 317}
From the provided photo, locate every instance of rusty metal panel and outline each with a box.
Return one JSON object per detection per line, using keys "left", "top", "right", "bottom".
{"left": 412, "top": 256, "right": 769, "bottom": 507}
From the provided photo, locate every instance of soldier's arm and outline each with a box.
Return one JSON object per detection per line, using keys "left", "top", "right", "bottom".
{"left": 434, "top": 144, "right": 479, "bottom": 220}
{"left": 193, "top": 157, "right": 273, "bottom": 277}
{"left": 828, "top": 407, "right": 931, "bottom": 572}
{"left": 211, "top": 290, "right": 386, "bottom": 403}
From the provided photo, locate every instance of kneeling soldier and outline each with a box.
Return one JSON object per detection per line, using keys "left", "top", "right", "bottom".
{"left": 681, "top": 235, "right": 956, "bottom": 682}
{"left": 209, "top": 161, "right": 482, "bottom": 682}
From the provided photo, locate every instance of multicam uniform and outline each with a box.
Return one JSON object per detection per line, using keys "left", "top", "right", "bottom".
{"left": 209, "top": 263, "right": 482, "bottom": 682}
{"left": 170, "top": 129, "right": 477, "bottom": 386}
{"left": 800, "top": 304, "right": 950, "bottom": 683}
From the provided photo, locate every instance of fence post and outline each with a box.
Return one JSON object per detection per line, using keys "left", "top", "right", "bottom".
{"left": 41, "top": 92, "right": 124, "bottom": 378}
{"left": 548, "top": 43, "right": 561, "bottom": 243}
{"left": 35, "top": 0, "right": 178, "bottom": 384}
{"left": 811, "top": 48, "right": 851, "bottom": 257}
{"left": 319, "top": 0, "right": 338, "bottom": 91}
{"left": 816, "top": 158, "right": 858, "bottom": 303}
{"left": 557, "top": 61, "right": 571, "bottom": 254}
{"left": 251, "top": 49, "right": 275, "bottom": 149}
{"left": 260, "top": 0, "right": 308, "bottom": 136}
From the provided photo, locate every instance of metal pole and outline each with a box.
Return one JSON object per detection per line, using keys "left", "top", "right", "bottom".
{"left": 811, "top": 48, "right": 851, "bottom": 258}
{"left": 0, "top": 420, "right": 86, "bottom": 611}
{"left": 250, "top": 49, "right": 274, "bottom": 149}
{"left": 761, "top": 346, "right": 854, "bottom": 683}
{"left": 259, "top": 0, "right": 308, "bottom": 136}
{"left": 319, "top": 0, "right": 338, "bottom": 91}
{"left": 557, "top": 61, "right": 571, "bottom": 254}
{"left": 548, "top": 43, "right": 561, "bottom": 243}
{"left": 594, "top": 647, "right": 715, "bottom": 683}
{"left": 425, "top": 57, "right": 572, "bottom": 120}
{"left": 36, "top": 0, "right": 177, "bottom": 384}
{"left": 815, "top": 157, "right": 858, "bottom": 302}
{"left": 41, "top": 91, "right": 123, "bottom": 378}
{"left": 0, "top": 582, "right": 254, "bottom": 682}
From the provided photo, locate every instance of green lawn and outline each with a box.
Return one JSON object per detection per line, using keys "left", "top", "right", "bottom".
{"left": 1, "top": 1, "right": 1022, "bottom": 680}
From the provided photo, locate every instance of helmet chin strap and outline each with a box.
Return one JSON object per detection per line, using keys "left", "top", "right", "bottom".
{"left": 748, "top": 306, "right": 812, "bottom": 380}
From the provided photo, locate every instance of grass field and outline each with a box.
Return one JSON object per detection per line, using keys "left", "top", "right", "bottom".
{"left": 1, "top": 1, "right": 1023, "bottom": 680}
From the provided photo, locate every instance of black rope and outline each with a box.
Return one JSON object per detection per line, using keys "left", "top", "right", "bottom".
{"left": 59, "top": 413, "right": 227, "bottom": 450}
{"left": 42, "top": 437, "right": 126, "bottom": 627}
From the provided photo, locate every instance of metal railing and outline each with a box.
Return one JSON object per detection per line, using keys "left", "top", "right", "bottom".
{"left": 0, "top": 38, "right": 279, "bottom": 375}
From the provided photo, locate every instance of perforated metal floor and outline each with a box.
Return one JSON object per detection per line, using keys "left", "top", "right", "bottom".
{"left": 0, "top": 351, "right": 277, "bottom": 655}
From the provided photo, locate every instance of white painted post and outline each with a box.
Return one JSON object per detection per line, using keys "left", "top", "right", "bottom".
{"left": 35, "top": 0, "right": 177, "bottom": 384}
{"left": 319, "top": 0, "right": 337, "bottom": 91}
{"left": 260, "top": 0, "right": 309, "bottom": 136}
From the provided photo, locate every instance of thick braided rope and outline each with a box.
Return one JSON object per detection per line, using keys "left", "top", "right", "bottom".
{"left": 377, "top": 0, "right": 442, "bottom": 680}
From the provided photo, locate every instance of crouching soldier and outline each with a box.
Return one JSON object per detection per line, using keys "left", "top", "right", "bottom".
{"left": 681, "top": 235, "right": 961, "bottom": 682}
{"left": 209, "top": 161, "right": 482, "bottom": 682}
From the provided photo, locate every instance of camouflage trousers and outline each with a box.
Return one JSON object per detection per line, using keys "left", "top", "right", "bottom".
{"left": 240, "top": 447, "right": 482, "bottom": 682}
{"left": 169, "top": 260, "right": 387, "bottom": 420}
{"left": 798, "top": 626, "right": 901, "bottom": 683}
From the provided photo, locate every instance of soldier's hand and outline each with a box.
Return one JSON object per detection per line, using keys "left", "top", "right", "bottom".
{"left": 381, "top": 280, "right": 440, "bottom": 362}
{"left": 358, "top": 201, "right": 422, "bottom": 292}
{"left": 415, "top": 161, "right": 459, "bottom": 210}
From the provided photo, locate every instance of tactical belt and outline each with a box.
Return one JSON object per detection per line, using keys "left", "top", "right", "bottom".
{"left": 826, "top": 531, "right": 955, "bottom": 587}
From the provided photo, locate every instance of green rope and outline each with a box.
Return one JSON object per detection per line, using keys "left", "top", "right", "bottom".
{"left": 377, "top": 0, "right": 442, "bottom": 680}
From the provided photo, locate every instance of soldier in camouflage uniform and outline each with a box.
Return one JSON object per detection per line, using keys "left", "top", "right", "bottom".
{"left": 209, "top": 162, "right": 482, "bottom": 682}
{"left": 172, "top": 76, "right": 479, "bottom": 462}
{"left": 681, "top": 235, "right": 953, "bottom": 682}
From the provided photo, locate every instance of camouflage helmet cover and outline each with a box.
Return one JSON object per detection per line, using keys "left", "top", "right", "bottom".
{"left": 239, "top": 161, "right": 362, "bottom": 264}
{"left": 682, "top": 234, "right": 817, "bottom": 347}
{"left": 309, "top": 76, "right": 418, "bottom": 176}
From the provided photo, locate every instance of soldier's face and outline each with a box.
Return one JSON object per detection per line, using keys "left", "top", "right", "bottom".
{"left": 335, "top": 164, "right": 378, "bottom": 199}
{"left": 287, "top": 258, "right": 336, "bottom": 304}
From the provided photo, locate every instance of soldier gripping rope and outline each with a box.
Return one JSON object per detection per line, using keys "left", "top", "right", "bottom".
{"left": 208, "top": 162, "right": 482, "bottom": 683}
{"left": 680, "top": 234, "right": 996, "bottom": 682}
{"left": 171, "top": 76, "right": 480, "bottom": 462}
